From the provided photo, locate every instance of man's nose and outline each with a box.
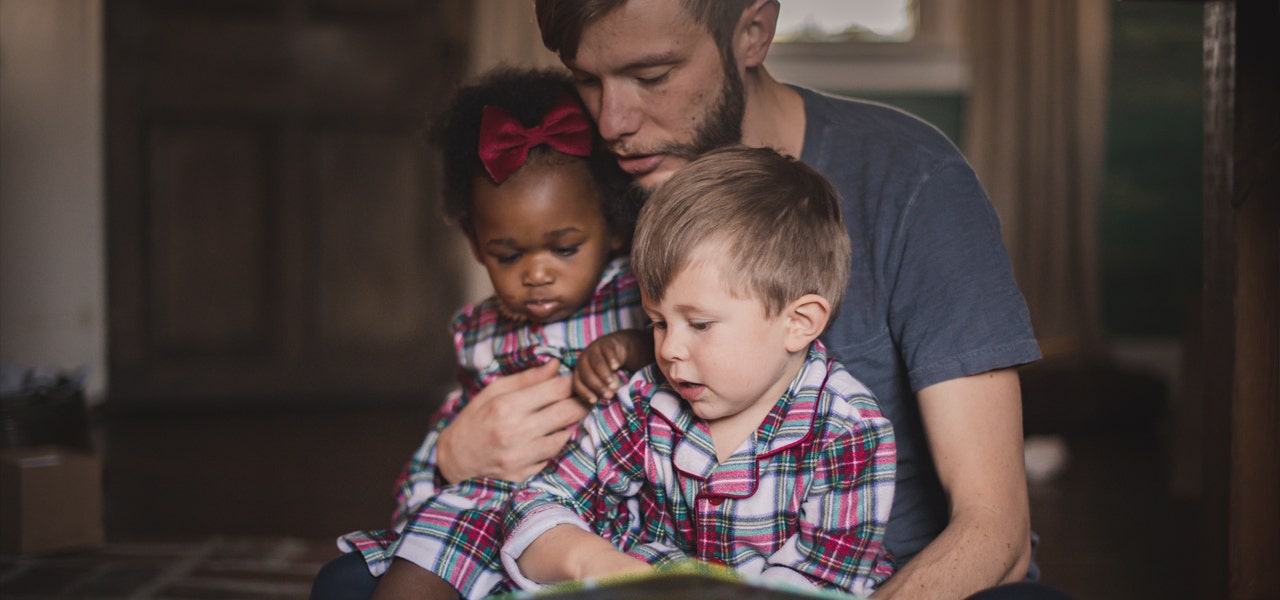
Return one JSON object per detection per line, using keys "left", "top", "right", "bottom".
{"left": 594, "top": 81, "right": 641, "bottom": 142}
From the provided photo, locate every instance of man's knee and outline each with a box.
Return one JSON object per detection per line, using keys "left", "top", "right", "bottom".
{"left": 311, "top": 552, "right": 379, "bottom": 600}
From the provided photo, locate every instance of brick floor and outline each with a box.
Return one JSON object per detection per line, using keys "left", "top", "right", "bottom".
{"left": 0, "top": 537, "right": 336, "bottom": 599}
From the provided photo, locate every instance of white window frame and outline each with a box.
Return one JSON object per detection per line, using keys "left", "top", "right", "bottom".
{"left": 765, "top": 0, "right": 969, "bottom": 93}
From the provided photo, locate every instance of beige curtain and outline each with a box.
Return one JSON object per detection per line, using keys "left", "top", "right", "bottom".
{"left": 468, "top": 0, "right": 562, "bottom": 75}
{"left": 963, "top": 0, "right": 1111, "bottom": 358}
{"left": 455, "top": 1, "right": 565, "bottom": 303}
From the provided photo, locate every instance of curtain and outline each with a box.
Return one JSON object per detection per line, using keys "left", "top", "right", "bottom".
{"left": 963, "top": 0, "right": 1111, "bottom": 358}
{"left": 468, "top": 0, "right": 562, "bottom": 75}
{"left": 455, "top": 1, "right": 564, "bottom": 303}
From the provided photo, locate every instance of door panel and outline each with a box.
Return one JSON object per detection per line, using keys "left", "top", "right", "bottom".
{"left": 107, "top": 0, "right": 470, "bottom": 404}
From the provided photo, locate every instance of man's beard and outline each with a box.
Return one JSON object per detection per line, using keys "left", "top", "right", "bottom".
{"left": 627, "top": 55, "right": 745, "bottom": 199}
{"left": 681, "top": 54, "right": 745, "bottom": 158}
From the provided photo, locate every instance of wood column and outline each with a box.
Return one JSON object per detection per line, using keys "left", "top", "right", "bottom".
{"left": 1201, "top": 2, "right": 1280, "bottom": 597}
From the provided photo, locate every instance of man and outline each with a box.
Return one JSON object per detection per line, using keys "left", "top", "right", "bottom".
{"left": 314, "top": 2, "right": 1042, "bottom": 599}
{"left": 529, "top": 1, "right": 1042, "bottom": 598}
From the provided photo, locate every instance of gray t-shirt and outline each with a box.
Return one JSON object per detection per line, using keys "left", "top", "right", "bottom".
{"left": 798, "top": 86, "right": 1042, "bottom": 566}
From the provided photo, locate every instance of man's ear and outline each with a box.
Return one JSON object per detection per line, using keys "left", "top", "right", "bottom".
{"left": 782, "top": 293, "right": 831, "bottom": 353}
{"left": 737, "top": 0, "right": 780, "bottom": 69}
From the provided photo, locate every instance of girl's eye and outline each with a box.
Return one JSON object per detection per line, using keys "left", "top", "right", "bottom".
{"left": 689, "top": 321, "right": 712, "bottom": 331}
{"left": 554, "top": 245, "right": 581, "bottom": 258}
{"left": 494, "top": 252, "right": 521, "bottom": 265}
{"left": 647, "top": 320, "right": 666, "bottom": 331}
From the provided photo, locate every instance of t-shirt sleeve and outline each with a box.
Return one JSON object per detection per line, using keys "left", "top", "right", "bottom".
{"left": 888, "top": 158, "right": 1041, "bottom": 392}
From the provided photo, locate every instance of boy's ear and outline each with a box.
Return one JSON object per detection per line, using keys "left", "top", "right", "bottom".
{"left": 783, "top": 294, "right": 831, "bottom": 353}
{"left": 737, "top": 0, "right": 780, "bottom": 69}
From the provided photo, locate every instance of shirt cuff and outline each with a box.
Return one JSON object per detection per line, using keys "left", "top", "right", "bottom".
{"left": 500, "top": 505, "right": 592, "bottom": 591}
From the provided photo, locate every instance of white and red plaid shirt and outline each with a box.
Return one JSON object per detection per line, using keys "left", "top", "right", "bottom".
{"left": 502, "top": 341, "right": 897, "bottom": 597}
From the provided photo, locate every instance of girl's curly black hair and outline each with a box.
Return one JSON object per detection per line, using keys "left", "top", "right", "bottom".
{"left": 429, "top": 67, "right": 639, "bottom": 241}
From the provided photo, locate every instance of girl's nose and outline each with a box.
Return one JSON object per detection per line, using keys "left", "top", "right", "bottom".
{"left": 522, "top": 257, "right": 554, "bottom": 287}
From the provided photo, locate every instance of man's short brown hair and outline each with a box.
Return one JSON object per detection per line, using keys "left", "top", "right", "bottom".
{"left": 631, "top": 145, "right": 851, "bottom": 317}
{"left": 535, "top": 0, "right": 755, "bottom": 61}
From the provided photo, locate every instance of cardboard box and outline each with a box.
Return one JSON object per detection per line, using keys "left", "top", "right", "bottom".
{"left": 0, "top": 446, "right": 104, "bottom": 555}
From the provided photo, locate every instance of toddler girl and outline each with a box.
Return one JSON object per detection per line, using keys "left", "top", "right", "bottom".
{"left": 320, "top": 67, "right": 649, "bottom": 600}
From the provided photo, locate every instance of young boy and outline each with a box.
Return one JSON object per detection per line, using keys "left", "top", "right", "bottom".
{"left": 500, "top": 146, "right": 898, "bottom": 597}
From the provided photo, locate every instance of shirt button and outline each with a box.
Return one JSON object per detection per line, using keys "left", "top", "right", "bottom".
{"left": 707, "top": 497, "right": 724, "bottom": 506}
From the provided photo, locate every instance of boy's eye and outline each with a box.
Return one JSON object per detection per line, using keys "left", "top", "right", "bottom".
{"left": 493, "top": 252, "right": 521, "bottom": 265}
{"left": 647, "top": 320, "right": 666, "bottom": 331}
{"left": 689, "top": 321, "right": 712, "bottom": 331}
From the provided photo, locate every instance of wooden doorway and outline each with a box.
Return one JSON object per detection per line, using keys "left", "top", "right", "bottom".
{"left": 106, "top": 0, "right": 471, "bottom": 405}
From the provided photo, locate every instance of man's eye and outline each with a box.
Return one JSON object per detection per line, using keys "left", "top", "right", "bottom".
{"left": 637, "top": 71, "right": 669, "bottom": 86}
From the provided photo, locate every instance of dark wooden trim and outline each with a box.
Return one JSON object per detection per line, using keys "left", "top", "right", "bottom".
{"left": 1202, "top": 1, "right": 1280, "bottom": 597}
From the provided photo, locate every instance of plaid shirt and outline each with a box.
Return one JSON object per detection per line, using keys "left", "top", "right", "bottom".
{"left": 337, "top": 257, "right": 643, "bottom": 598}
{"left": 501, "top": 342, "right": 897, "bottom": 598}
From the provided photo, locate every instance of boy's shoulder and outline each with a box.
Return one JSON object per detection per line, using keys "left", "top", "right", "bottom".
{"left": 808, "top": 350, "right": 891, "bottom": 439}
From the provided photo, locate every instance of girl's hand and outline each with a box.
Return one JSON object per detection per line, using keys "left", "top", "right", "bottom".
{"left": 573, "top": 330, "right": 653, "bottom": 404}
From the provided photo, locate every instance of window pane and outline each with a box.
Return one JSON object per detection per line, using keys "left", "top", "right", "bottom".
{"left": 775, "top": 0, "right": 916, "bottom": 43}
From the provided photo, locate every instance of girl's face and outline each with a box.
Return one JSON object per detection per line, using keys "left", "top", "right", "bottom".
{"left": 469, "top": 157, "right": 622, "bottom": 323}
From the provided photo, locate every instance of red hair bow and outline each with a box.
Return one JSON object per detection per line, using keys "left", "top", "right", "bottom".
{"left": 477, "top": 94, "right": 594, "bottom": 184}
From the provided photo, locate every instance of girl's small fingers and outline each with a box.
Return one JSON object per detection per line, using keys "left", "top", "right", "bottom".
{"left": 604, "top": 345, "right": 627, "bottom": 371}
{"left": 572, "top": 376, "right": 597, "bottom": 405}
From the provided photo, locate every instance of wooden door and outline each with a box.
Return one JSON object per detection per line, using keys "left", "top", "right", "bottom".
{"left": 106, "top": 0, "right": 471, "bottom": 404}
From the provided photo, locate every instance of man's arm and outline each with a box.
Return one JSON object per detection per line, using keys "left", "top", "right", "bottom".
{"left": 872, "top": 368, "right": 1031, "bottom": 599}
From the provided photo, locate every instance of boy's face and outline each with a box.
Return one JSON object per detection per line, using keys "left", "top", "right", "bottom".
{"left": 469, "top": 159, "right": 621, "bottom": 323}
{"left": 563, "top": 0, "right": 745, "bottom": 192}
{"left": 641, "top": 249, "right": 806, "bottom": 429}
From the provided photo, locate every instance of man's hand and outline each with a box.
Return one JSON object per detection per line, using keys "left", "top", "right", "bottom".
{"left": 436, "top": 360, "right": 588, "bottom": 484}
{"left": 573, "top": 330, "right": 654, "bottom": 404}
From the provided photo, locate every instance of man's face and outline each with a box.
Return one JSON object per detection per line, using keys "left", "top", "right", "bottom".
{"left": 564, "top": 0, "right": 744, "bottom": 192}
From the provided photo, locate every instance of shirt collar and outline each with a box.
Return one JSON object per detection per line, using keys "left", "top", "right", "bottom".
{"left": 650, "top": 341, "right": 833, "bottom": 481}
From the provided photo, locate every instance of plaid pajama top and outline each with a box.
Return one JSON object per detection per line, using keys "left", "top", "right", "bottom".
{"left": 336, "top": 257, "right": 643, "bottom": 598}
{"left": 501, "top": 342, "right": 897, "bottom": 598}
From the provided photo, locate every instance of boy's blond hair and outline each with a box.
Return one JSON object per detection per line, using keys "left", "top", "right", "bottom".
{"left": 631, "top": 146, "right": 851, "bottom": 317}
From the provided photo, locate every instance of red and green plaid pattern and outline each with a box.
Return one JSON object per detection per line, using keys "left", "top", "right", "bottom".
{"left": 337, "top": 257, "right": 643, "bottom": 598}
{"left": 452, "top": 258, "right": 642, "bottom": 399}
{"left": 502, "top": 342, "right": 897, "bottom": 597}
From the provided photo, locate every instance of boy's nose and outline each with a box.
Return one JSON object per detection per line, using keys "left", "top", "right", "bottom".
{"left": 656, "top": 330, "right": 684, "bottom": 362}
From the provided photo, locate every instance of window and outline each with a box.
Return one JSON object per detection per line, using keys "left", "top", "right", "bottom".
{"left": 766, "top": 0, "right": 968, "bottom": 142}
{"left": 775, "top": 0, "right": 917, "bottom": 43}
